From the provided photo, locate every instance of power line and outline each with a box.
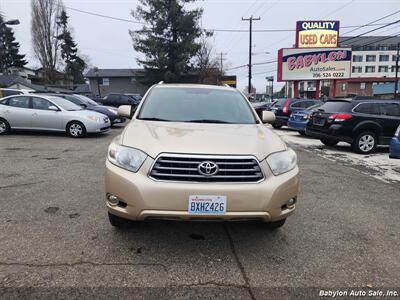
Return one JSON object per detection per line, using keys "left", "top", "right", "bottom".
{"left": 341, "top": 19, "right": 400, "bottom": 43}
{"left": 342, "top": 9, "right": 400, "bottom": 35}
{"left": 357, "top": 32, "right": 400, "bottom": 47}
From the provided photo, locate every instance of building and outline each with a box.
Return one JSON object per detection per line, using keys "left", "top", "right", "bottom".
{"left": 288, "top": 36, "right": 400, "bottom": 99}
{"left": 0, "top": 74, "right": 73, "bottom": 94}
{"left": 85, "top": 68, "right": 148, "bottom": 97}
{"left": 373, "top": 81, "right": 400, "bottom": 99}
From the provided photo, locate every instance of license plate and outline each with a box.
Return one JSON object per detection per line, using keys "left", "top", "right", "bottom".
{"left": 313, "top": 117, "right": 325, "bottom": 126}
{"left": 188, "top": 195, "right": 227, "bottom": 215}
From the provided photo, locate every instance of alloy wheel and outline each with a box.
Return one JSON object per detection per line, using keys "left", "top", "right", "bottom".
{"left": 358, "top": 134, "right": 375, "bottom": 152}
{"left": 70, "top": 123, "right": 83, "bottom": 137}
{"left": 0, "top": 121, "right": 6, "bottom": 134}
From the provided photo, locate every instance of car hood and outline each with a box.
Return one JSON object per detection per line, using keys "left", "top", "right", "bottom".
{"left": 121, "top": 120, "right": 287, "bottom": 161}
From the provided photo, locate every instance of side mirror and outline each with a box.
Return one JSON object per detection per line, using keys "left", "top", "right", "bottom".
{"left": 48, "top": 106, "right": 59, "bottom": 111}
{"left": 262, "top": 111, "right": 276, "bottom": 124}
{"left": 118, "top": 105, "right": 133, "bottom": 118}
{"left": 80, "top": 103, "right": 87, "bottom": 108}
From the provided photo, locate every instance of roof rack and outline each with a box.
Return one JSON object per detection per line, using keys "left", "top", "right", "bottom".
{"left": 223, "top": 83, "right": 231, "bottom": 88}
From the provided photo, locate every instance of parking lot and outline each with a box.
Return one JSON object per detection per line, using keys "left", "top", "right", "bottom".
{"left": 1, "top": 125, "right": 399, "bottom": 298}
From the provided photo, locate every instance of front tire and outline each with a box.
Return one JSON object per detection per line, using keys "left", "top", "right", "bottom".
{"left": 67, "top": 121, "right": 86, "bottom": 138}
{"left": 108, "top": 212, "right": 132, "bottom": 228}
{"left": 321, "top": 138, "right": 338, "bottom": 147}
{"left": 352, "top": 131, "right": 377, "bottom": 154}
{"left": 0, "top": 118, "right": 11, "bottom": 135}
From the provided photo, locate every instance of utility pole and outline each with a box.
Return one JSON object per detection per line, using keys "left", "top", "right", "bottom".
{"left": 395, "top": 42, "right": 400, "bottom": 99}
{"left": 217, "top": 52, "right": 227, "bottom": 75}
{"left": 242, "top": 16, "right": 260, "bottom": 94}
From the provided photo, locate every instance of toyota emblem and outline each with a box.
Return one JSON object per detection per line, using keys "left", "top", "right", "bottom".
{"left": 198, "top": 161, "right": 219, "bottom": 176}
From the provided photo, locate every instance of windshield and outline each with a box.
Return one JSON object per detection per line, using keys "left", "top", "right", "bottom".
{"left": 75, "top": 95, "right": 99, "bottom": 106}
{"left": 138, "top": 87, "right": 257, "bottom": 124}
{"left": 47, "top": 96, "right": 83, "bottom": 111}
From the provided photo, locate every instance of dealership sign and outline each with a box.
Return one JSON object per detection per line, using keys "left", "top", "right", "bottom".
{"left": 296, "top": 21, "right": 339, "bottom": 48}
{"left": 277, "top": 48, "right": 352, "bottom": 81}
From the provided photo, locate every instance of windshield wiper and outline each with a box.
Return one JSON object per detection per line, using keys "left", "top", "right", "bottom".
{"left": 139, "top": 117, "right": 172, "bottom": 122}
{"left": 185, "top": 119, "right": 232, "bottom": 124}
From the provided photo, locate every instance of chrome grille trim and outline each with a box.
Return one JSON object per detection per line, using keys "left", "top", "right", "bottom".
{"left": 149, "top": 153, "right": 265, "bottom": 183}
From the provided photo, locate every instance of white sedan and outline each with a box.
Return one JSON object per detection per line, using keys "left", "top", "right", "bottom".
{"left": 0, "top": 94, "right": 110, "bottom": 138}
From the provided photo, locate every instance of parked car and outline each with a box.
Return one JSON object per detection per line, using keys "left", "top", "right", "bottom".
{"left": 270, "top": 98, "right": 322, "bottom": 129}
{"left": 105, "top": 83, "right": 299, "bottom": 229}
{"left": 0, "top": 94, "right": 110, "bottom": 137}
{"left": 389, "top": 125, "right": 400, "bottom": 159}
{"left": 49, "top": 94, "right": 125, "bottom": 125}
{"left": 99, "top": 93, "right": 142, "bottom": 108}
{"left": 0, "top": 88, "right": 31, "bottom": 98}
{"left": 287, "top": 102, "right": 324, "bottom": 135}
{"left": 252, "top": 100, "right": 277, "bottom": 118}
{"left": 306, "top": 99, "right": 400, "bottom": 154}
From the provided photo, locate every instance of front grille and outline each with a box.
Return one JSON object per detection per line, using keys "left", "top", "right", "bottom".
{"left": 149, "top": 154, "right": 264, "bottom": 183}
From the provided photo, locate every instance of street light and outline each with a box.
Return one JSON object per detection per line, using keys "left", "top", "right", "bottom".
{"left": 0, "top": 19, "right": 20, "bottom": 26}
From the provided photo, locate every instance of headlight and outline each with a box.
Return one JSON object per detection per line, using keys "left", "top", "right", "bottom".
{"left": 107, "top": 143, "right": 147, "bottom": 172}
{"left": 266, "top": 148, "right": 297, "bottom": 176}
{"left": 107, "top": 108, "right": 118, "bottom": 115}
{"left": 86, "top": 115, "right": 102, "bottom": 122}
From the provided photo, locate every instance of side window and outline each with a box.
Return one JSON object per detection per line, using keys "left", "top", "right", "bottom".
{"left": 121, "top": 95, "right": 133, "bottom": 104}
{"left": 380, "top": 103, "right": 400, "bottom": 117}
{"left": 0, "top": 98, "right": 9, "bottom": 105}
{"left": 4, "top": 90, "right": 23, "bottom": 97}
{"left": 8, "top": 96, "right": 30, "bottom": 108}
{"left": 354, "top": 103, "right": 380, "bottom": 115}
{"left": 32, "top": 97, "right": 53, "bottom": 110}
{"left": 290, "top": 101, "right": 302, "bottom": 108}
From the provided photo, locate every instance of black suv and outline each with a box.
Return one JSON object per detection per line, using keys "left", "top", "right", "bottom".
{"left": 100, "top": 93, "right": 142, "bottom": 107}
{"left": 306, "top": 99, "right": 400, "bottom": 154}
{"left": 270, "top": 98, "right": 322, "bottom": 129}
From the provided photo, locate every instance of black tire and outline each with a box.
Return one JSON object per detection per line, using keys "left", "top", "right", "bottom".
{"left": 299, "top": 131, "right": 306, "bottom": 136}
{"left": 261, "top": 219, "right": 286, "bottom": 230}
{"left": 108, "top": 212, "right": 132, "bottom": 228}
{"left": 0, "top": 118, "right": 11, "bottom": 135}
{"left": 67, "top": 121, "right": 86, "bottom": 138}
{"left": 321, "top": 138, "right": 339, "bottom": 147}
{"left": 352, "top": 131, "right": 377, "bottom": 154}
{"left": 272, "top": 123, "right": 282, "bottom": 129}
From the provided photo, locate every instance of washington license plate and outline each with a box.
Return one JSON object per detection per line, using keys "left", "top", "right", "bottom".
{"left": 188, "top": 195, "right": 227, "bottom": 215}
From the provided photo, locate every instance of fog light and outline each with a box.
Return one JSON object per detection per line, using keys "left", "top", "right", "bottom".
{"left": 107, "top": 193, "right": 119, "bottom": 206}
{"left": 287, "top": 197, "right": 296, "bottom": 208}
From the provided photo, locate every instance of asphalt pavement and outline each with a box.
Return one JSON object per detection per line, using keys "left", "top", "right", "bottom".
{"left": 0, "top": 126, "right": 399, "bottom": 299}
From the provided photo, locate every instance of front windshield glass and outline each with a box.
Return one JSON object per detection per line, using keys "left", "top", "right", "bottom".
{"left": 76, "top": 95, "right": 99, "bottom": 106}
{"left": 48, "top": 96, "right": 83, "bottom": 111}
{"left": 138, "top": 87, "right": 257, "bottom": 124}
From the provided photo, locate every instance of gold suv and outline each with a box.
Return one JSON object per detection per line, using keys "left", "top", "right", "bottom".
{"left": 105, "top": 84, "right": 299, "bottom": 229}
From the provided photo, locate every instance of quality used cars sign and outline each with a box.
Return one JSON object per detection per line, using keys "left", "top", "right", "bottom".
{"left": 296, "top": 21, "right": 340, "bottom": 48}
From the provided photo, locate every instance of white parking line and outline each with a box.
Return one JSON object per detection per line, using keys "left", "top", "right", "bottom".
{"left": 273, "top": 128, "right": 400, "bottom": 184}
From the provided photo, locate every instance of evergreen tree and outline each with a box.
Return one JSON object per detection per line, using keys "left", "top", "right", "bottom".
{"left": 56, "top": 9, "right": 86, "bottom": 84}
{"left": 130, "top": 0, "right": 203, "bottom": 84}
{"left": 0, "top": 14, "right": 27, "bottom": 73}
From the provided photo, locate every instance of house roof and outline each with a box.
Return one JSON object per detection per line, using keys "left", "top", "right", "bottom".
{"left": 85, "top": 68, "right": 144, "bottom": 78}
{"left": 0, "top": 74, "right": 24, "bottom": 87}
{"left": 1, "top": 74, "right": 73, "bottom": 94}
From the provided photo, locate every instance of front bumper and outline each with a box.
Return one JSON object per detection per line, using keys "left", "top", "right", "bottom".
{"left": 389, "top": 137, "right": 400, "bottom": 158}
{"left": 105, "top": 158, "right": 299, "bottom": 222}
{"left": 85, "top": 120, "right": 111, "bottom": 133}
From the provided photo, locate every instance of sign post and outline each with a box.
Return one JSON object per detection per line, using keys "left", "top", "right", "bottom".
{"left": 266, "top": 76, "right": 274, "bottom": 100}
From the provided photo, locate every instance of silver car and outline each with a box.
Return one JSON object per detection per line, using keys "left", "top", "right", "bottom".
{"left": 0, "top": 94, "right": 111, "bottom": 137}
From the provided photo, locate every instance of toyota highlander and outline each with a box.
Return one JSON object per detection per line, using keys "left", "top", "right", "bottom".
{"left": 105, "top": 83, "right": 299, "bottom": 229}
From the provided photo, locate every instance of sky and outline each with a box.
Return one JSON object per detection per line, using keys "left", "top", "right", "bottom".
{"left": 1, "top": 0, "right": 400, "bottom": 92}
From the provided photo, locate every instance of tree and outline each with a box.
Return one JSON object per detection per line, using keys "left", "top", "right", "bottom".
{"left": 31, "top": 0, "right": 63, "bottom": 83}
{"left": 0, "top": 13, "right": 27, "bottom": 73}
{"left": 56, "top": 9, "right": 86, "bottom": 84}
{"left": 194, "top": 34, "right": 220, "bottom": 84}
{"left": 130, "top": 0, "right": 203, "bottom": 84}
